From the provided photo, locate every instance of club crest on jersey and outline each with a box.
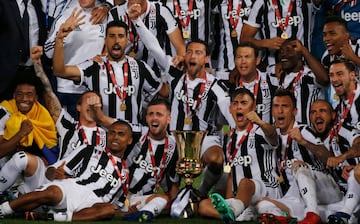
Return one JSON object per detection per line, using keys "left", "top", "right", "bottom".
{"left": 104, "top": 84, "right": 136, "bottom": 96}
{"left": 223, "top": 7, "right": 251, "bottom": 19}
{"left": 230, "top": 155, "right": 252, "bottom": 167}
{"left": 132, "top": 155, "right": 160, "bottom": 177}
{"left": 272, "top": 16, "right": 302, "bottom": 28}
{"left": 91, "top": 164, "right": 119, "bottom": 187}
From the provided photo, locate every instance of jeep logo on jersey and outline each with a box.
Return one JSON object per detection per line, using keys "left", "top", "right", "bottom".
{"left": 91, "top": 164, "right": 119, "bottom": 187}
{"left": 280, "top": 158, "right": 297, "bottom": 170}
{"left": 256, "top": 104, "right": 265, "bottom": 113}
{"left": 176, "top": 9, "right": 201, "bottom": 20}
{"left": 104, "top": 84, "right": 136, "bottom": 96}
{"left": 230, "top": 155, "right": 252, "bottom": 167}
{"left": 341, "top": 11, "right": 360, "bottom": 23}
{"left": 132, "top": 155, "right": 160, "bottom": 177}
{"left": 175, "top": 90, "right": 201, "bottom": 109}
{"left": 271, "top": 16, "right": 302, "bottom": 28}
{"left": 224, "top": 7, "right": 251, "bottom": 20}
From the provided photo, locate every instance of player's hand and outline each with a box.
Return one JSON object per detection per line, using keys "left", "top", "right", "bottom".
{"left": 128, "top": 3, "right": 141, "bottom": 20}
{"left": 54, "top": 161, "right": 68, "bottom": 180}
{"left": 342, "top": 165, "right": 354, "bottom": 180}
{"left": 245, "top": 111, "right": 261, "bottom": 125}
{"left": 90, "top": 5, "right": 109, "bottom": 24}
{"left": 30, "top": 46, "right": 43, "bottom": 63}
{"left": 288, "top": 127, "right": 306, "bottom": 145}
{"left": 57, "top": 8, "right": 86, "bottom": 40}
{"left": 326, "top": 156, "right": 344, "bottom": 168}
{"left": 265, "top": 37, "right": 286, "bottom": 51}
{"left": 19, "top": 120, "right": 33, "bottom": 138}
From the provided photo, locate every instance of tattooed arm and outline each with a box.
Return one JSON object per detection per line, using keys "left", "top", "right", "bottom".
{"left": 31, "top": 46, "right": 62, "bottom": 123}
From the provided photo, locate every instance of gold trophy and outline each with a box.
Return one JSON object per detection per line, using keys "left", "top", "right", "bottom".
{"left": 170, "top": 131, "right": 207, "bottom": 218}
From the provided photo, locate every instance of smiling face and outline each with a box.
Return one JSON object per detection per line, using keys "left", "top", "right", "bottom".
{"left": 107, "top": 122, "right": 133, "bottom": 157}
{"left": 230, "top": 93, "right": 254, "bottom": 131}
{"left": 310, "top": 100, "right": 334, "bottom": 136}
{"left": 235, "top": 46, "right": 259, "bottom": 82}
{"left": 184, "top": 42, "right": 209, "bottom": 79}
{"left": 329, "top": 62, "right": 356, "bottom": 99}
{"left": 272, "top": 96, "right": 297, "bottom": 134}
{"left": 146, "top": 104, "right": 171, "bottom": 140}
{"left": 14, "top": 84, "right": 38, "bottom": 114}
{"left": 323, "top": 21, "right": 350, "bottom": 56}
{"left": 105, "top": 26, "right": 128, "bottom": 61}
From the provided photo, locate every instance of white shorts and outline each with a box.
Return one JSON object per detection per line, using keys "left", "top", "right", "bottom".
{"left": 39, "top": 179, "right": 104, "bottom": 213}
{"left": 251, "top": 179, "right": 282, "bottom": 204}
{"left": 128, "top": 194, "right": 152, "bottom": 210}
{"left": 20, "top": 157, "right": 50, "bottom": 194}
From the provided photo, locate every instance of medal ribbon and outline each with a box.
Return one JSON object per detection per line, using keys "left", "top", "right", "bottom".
{"left": 173, "top": 0, "right": 194, "bottom": 30}
{"left": 184, "top": 73, "right": 206, "bottom": 118}
{"left": 124, "top": 15, "right": 139, "bottom": 54}
{"left": 107, "top": 59, "right": 129, "bottom": 103}
{"left": 227, "top": 124, "right": 253, "bottom": 163}
{"left": 105, "top": 148, "right": 129, "bottom": 196}
{"left": 271, "top": 0, "right": 295, "bottom": 34}
{"left": 330, "top": 86, "right": 357, "bottom": 144}
{"left": 281, "top": 67, "right": 304, "bottom": 92}
{"left": 147, "top": 135, "right": 169, "bottom": 185}
{"left": 76, "top": 122, "right": 100, "bottom": 145}
{"left": 228, "top": 0, "right": 243, "bottom": 31}
{"left": 239, "top": 72, "right": 259, "bottom": 110}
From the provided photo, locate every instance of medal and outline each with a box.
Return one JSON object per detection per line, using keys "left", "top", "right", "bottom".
{"left": 223, "top": 164, "right": 231, "bottom": 174}
{"left": 281, "top": 32, "right": 288, "bottom": 39}
{"left": 124, "top": 198, "right": 130, "bottom": 207}
{"left": 183, "top": 30, "right": 190, "bottom": 39}
{"left": 129, "top": 51, "right": 136, "bottom": 58}
{"left": 184, "top": 117, "right": 192, "bottom": 125}
{"left": 155, "top": 183, "right": 161, "bottom": 192}
{"left": 231, "top": 29, "right": 238, "bottom": 38}
{"left": 278, "top": 174, "right": 284, "bottom": 183}
{"left": 120, "top": 103, "right": 127, "bottom": 111}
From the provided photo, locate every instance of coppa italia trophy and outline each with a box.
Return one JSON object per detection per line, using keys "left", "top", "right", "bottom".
{"left": 170, "top": 130, "right": 207, "bottom": 218}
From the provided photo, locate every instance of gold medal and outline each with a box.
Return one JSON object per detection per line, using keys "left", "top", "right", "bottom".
{"left": 223, "top": 164, "right": 231, "bottom": 174}
{"left": 278, "top": 174, "right": 284, "bottom": 183}
{"left": 120, "top": 103, "right": 127, "bottom": 111}
{"left": 124, "top": 198, "right": 130, "bottom": 207}
{"left": 231, "top": 30, "right": 237, "bottom": 38}
{"left": 184, "top": 117, "right": 192, "bottom": 125}
{"left": 128, "top": 51, "right": 137, "bottom": 58}
{"left": 281, "top": 32, "right": 288, "bottom": 39}
{"left": 155, "top": 183, "right": 160, "bottom": 192}
{"left": 183, "top": 30, "right": 190, "bottom": 39}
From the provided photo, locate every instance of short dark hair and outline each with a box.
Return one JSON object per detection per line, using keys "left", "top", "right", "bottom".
{"left": 11, "top": 66, "right": 44, "bottom": 97}
{"left": 230, "top": 87, "right": 255, "bottom": 103}
{"left": 111, "top": 119, "right": 133, "bottom": 134}
{"left": 106, "top": 20, "right": 128, "bottom": 36}
{"left": 311, "top": 99, "right": 333, "bottom": 113}
{"left": 273, "top": 88, "right": 296, "bottom": 108}
{"left": 187, "top": 39, "right": 211, "bottom": 56}
{"left": 323, "top": 15, "right": 349, "bottom": 32}
{"left": 237, "top": 42, "right": 259, "bottom": 58}
{"left": 147, "top": 97, "right": 171, "bottom": 112}
{"left": 331, "top": 58, "right": 357, "bottom": 73}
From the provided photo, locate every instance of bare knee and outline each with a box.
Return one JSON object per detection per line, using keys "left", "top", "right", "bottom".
{"left": 202, "top": 146, "right": 224, "bottom": 174}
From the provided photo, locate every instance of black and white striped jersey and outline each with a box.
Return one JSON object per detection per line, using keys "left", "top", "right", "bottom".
{"left": 76, "top": 56, "right": 162, "bottom": 131}
{"left": 126, "top": 134, "right": 178, "bottom": 195}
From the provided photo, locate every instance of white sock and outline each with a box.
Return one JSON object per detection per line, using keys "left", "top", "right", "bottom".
{"left": 294, "top": 166, "right": 318, "bottom": 214}
{"left": 0, "top": 201, "right": 14, "bottom": 215}
{"left": 0, "top": 151, "right": 28, "bottom": 192}
{"left": 341, "top": 171, "right": 360, "bottom": 215}
{"left": 256, "top": 200, "right": 283, "bottom": 216}
{"left": 53, "top": 211, "right": 72, "bottom": 222}
{"left": 226, "top": 198, "right": 244, "bottom": 217}
{"left": 140, "top": 197, "right": 167, "bottom": 216}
